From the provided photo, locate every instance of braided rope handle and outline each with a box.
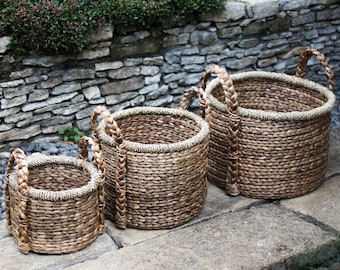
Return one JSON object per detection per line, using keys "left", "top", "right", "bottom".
{"left": 296, "top": 48, "right": 335, "bottom": 92}
{"left": 178, "top": 86, "right": 212, "bottom": 124}
{"left": 91, "top": 106, "right": 128, "bottom": 229}
{"left": 5, "top": 148, "right": 30, "bottom": 254}
{"left": 202, "top": 65, "right": 241, "bottom": 196}
{"left": 78, "top": 136, "right": 106, "bottom": 233}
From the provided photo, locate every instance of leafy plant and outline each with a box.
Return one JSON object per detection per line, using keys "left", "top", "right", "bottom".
{"left": 58, "top": 126, "right": 86, "bottom": 143}
{"left": 0, "top": 0, "right": 223, "bottom": 57}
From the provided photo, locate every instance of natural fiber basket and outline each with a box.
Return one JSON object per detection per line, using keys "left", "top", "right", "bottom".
{"left": 91, "top": 104, "right": 209, "bottom": 229}
{"left": 200, "top": 48, "right": 336, "bottom": 199}
{"left": 5, "top": 137, "right": 105, "bottom": 254}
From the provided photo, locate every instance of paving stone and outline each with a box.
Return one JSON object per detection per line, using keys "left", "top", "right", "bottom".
{"left": 105, "top": 183, "right": 259, "bottom": 247}
{"left": 64, "top": 205, "right": 336, "bottom": 270}
{"left": 0, "top": 223, "right": 117, "bottom": 270}
{"left": 327, "top": 131, "right": 340, "bottom": 176}
{"left": 281, "top": 174, "right": 340, "bottom": 231}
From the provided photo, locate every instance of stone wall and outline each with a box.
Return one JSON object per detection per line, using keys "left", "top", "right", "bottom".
{"left": 0, "top": 0, "right": 339, "bottom": 151}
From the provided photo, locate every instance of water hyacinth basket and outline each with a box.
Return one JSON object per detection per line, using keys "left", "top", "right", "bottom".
{"left": 91, "top": 104, "right": 209, "bottom": 230}
{"left": 202, "top": 48, "right": 336, "bottom": 199}
{"left": 5, "top": 137, "right": 105, "bottom": 254}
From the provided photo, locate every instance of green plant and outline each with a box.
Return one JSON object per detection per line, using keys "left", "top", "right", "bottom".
{"left": 0, "top": 0, "right": 104, "bottom": 57}
{"left": 58, "top": 126, "right": 86, "bottom": 143}
{"left": 0, "top": 0, "right": 223, "bottom": 57}
{"left": 287, "top": 232, "right": 340, "bottom": 270}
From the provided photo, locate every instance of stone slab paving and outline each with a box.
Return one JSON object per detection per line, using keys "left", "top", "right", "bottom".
{"left": 64, "top": 205, "right": 336, "bottom": 270}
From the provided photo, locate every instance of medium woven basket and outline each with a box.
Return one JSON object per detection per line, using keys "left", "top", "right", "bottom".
{"left": 91, "top": 104, "right": 209, "bottom": 229}
{"left": 201, "top": 48, "right": 336, "bottom": 199}
{"left": 5, "top": 137, "right": 105, "bottom": 254}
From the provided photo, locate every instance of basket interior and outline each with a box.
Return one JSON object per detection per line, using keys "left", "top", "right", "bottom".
{"left": 28, "top": 164, "right": 90, "bottom": 191}
{"left": 115, "top": 114, "right": 201, "bottom": 144}
{"left": 212, "top": 78, "right": 327, "bottom": 112}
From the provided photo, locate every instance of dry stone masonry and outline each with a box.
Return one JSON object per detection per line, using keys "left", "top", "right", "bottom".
{"left": 0, "top": 0, "right": 339, "bottom": 151}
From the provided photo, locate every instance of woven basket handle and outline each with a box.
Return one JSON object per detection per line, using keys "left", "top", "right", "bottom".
{"left": 78, "top": 136, "right": 106, "bottom": 233}
{"left": 178, "top": 86, "right": 212, "bottom": 124}
{"left": 91, "top": 106, "right": 128, "bottom": 229}
{"left": 203, "top": 65, "right": 241, "bottom": 196}
{"left": 5, "top": 148, "right": 30, "bottom": 254}
{"left": 296, "top": 48, "right": 335, "bottom": 92}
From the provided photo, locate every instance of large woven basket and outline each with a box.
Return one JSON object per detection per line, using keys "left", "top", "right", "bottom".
{"left": 91, "top": 104, "right": 209, "bottom": 229}
{"left": 201, "top": 48, "right": 336, "bottom": 199}
{"left": 5, "top": 137, "right": 105, "bottom": 254}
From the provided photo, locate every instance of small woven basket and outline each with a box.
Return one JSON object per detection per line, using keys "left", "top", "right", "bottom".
{"left": 201, "top": 48, "right": 336, "bottom": 199}
{"left": 91, "top": 104, "right": 209, "bottom": 229}
{"left": 5, "top": 137, "right": 105, "bottom": 254}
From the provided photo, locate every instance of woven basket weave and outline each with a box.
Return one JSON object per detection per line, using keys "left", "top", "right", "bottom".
{"left": 91, "top": 104, "right": 209, "bottom": 229}
{"left": 201, "top": 48, "right": 336, "bottom": 199}
{"left": 5, "top": 137, "right": 105, "bottom": 254}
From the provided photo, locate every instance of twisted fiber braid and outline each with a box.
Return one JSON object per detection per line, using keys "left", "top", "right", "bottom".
{"left": 202, "top": 65, "right": 241, "bottom": 195}
{"left": 78, "top": 136, "right": 106, "bottom": 233}
{"left": 178, "top": 86, "right": 212, "bottom": 124}
{"left": 91, "top": 106, "right": 127, "bottom": 228}
{"left": 296, "top": 48, "right": 335, "bottom": 92}
{"left": 6, "top": 149, "right": 30, "bottom": 253}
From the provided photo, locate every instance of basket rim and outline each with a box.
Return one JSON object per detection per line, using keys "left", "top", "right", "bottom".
{"left": 206, "top": 71, "right": 336, "bottom": 121}
{"left": 8, "top": 155, "right": 101, "bottom": 201}
{"left": 97, "top": 106, "right": 209, "bottom": 153}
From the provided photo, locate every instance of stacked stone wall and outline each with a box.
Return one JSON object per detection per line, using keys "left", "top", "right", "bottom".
{"left": 0, "top": 0, "right": 339, "bottom": 150}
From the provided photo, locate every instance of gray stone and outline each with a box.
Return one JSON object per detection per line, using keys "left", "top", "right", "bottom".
{"left": 316, "top": 6, "right": 340, "bottom": 21}
{"left": 267, "top": 38, "right": 289, "bottom": 48}
{"left": 144, "top": 95, "right": 173, "bottom": 107}
{"left": 89, "top": 98, "right": 105, "bottom": 105}
{"left": 4, "top": 111, "right": 33, "bottom": 124}
{"left": 0, "top": 36, "right": 11, "bottom": 53}
{"left": 82, "top": 78, "right": 109, "bottom": 88}
{"left": 181, "top": 56, "right": 205, "bottom": 65}
{"left": 95, "top": 61, "right": 123, "bottom": 71}
{"left": 281, "top": 175, "right": 340, "bottom": 230}
{"left": 0, "top": 79, "right": 25, "bottom": 88}
{"left": 160, "top": 63, "right": 182, "bottom": 73}
{"left": 247, "top": 0, "right": 279, "bottom": 19}
{"left": 0, "top": 107, "right": 20, "bottom": 118}
{"left": 120, "top": 35, "right": 138, "bottom": 44}
{"left": 145, "top": 74, "right": 161, "bottom": 85}
{"left": 3, "top": 85, "right": 34, "bottom": 99}
{"left": 199, "top": 1, "right": 246, "bottom": 22}
{"left": 239, "top": 38, "right": 260, "bottom": 48}
{"left": 258, "top": 57, "right": 278, "bottom": 68}
{"left": 40, "top": 78, "right": 63, "bottom": 89}
{"left": 108, "top": 67, "right": 140, "bottom": 79}
{"left": 52, "top": 101, "right": 88, "bottom": 116}
{"left": 62, "top": 69, "right": 95, "bottom": 81}
{"left": 23, "top": 55, "right": 72, "bottom": 67}
{"left": 190, "top": 31, "right": 218, "bottom": 46}
{"left": 124, "top": 58, "right": 143, "bottom": 67}
{"left": 163, "top": 72, "right": 187, "bottom": 84}
{"left": 130, "top": 95, "right": 146, "bottom": 107}
{"left": 146, "top": 85, "right": 169, "bottom": 100}
{"left": 28, "top": 89, "right": 49, "bottom": 102}
{"left": 207, "top": 55, "right": 222, "bottom": 63}
{"left": 200, "top": 44, "right": 225, "bottom": 55}
{"left": 1, "top": 95, "right": 27, "bottom": 109}
{"left": 179, "top": 73, "right": 202, "bottom": 86}
{"left": 134, "top": 31, "right": 151, "bottom": 40}
{"left": 22, "top": 93, "right": 77, "bottom": 112}
{"left": 0, "top": 124, "right": 13, "bottom": 132}
{"left": 100, "top": 77, "right": 144, "bottom": 96}
{"left": 51, "top": 82, "right": 81, "bottom": 95}
{"left": 143, "top": 56, "right": 164, "bottom": 66}
{"left": 183, "top": 64, "right": 205, "bottom": 73}
{"left": 76, "top": 117, "right": 92, "bottom": 132}
{"left": 163, "top": 33, "right": 190, "bottom": 47}
{"left": 164, "top": 53, "right": 181, "bottom": 64}
{"left": 139, "top": 84, "right": 159, "bottom": 95}
{"left": 64, "top": 205, "right": 335, "bottom": 270}
{"left": 71, "top": 94, "right": 84, "bottom": 104}
{"left": 75, "top": 106, "right": 96, "bottom": 120}
{"left": 218, "top": 26, "right": 242, "bottom": 39}
{"left": 0, "top": 125, "right": 41, "bottom": 142}
{"left": 105, "top": 92, "right": 139, "bottom": 105}
{"left": 78, "top": 48, "right": 110, "bottom": 60}
{"left": 182, "top": 47, "right": 200, "bottom": 56}
{"left": 292, "top": 12, "right": 315, "bottom": 26}
{"left": 34, "top": 102, "right": 71, "bottom": 114}
{"left": 140, "top": 66, "right": 160, "bottom": 76}
{"left": 225, "top": 56, "right": 257, "bottom": 70}
{"left": 82, "top": 86, "right": 101, "bottom": 100}
{"left": 9, "top": 68, "right": 34, "bottom": 80}
{"left": 40, "top": 116, "right": 74, "bottom": 127}
{"left": 17, "top": 113, "right": 51, "bottom": 128}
